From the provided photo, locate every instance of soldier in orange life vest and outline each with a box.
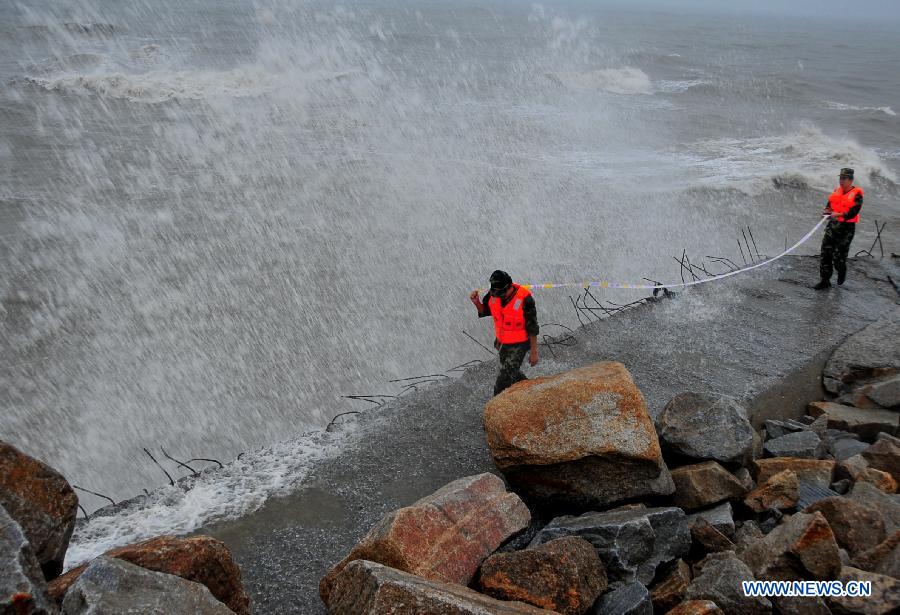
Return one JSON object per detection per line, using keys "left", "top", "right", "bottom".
{"left": 814, "top": 167, "right": 863, "bottom": 290}
{"left": 469, "top": 270, "right": 539, "bottom": 395}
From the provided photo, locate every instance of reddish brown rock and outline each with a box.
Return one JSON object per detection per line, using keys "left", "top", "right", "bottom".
{"left": 743, "top": 469, "right": 800, "bottom": 513}
{"left": 666, "top": 600, "right": 725, "bottom": 615}
{"left": 804, "top": 497, "right": 886, "bottom": 556}
{"left": 861, "top": 437, "right": 900, "bottom": 485}
{"left": 691, "top": 519, "right": 736, "bottom": 554}
{"left": 670, "top": 462, "right": 746, "bottom": 510}
{"left": 740, "top": 512, "right": 841, "bottom": 581}
{"left": 853, "top": 531, "right": 900, "bottom": 578}
{"left": 650, "top": 560, "right": 692, "bottom": 614}
{"left": 327, "top": 559, "right": 556, "bottom": 614}
{"left": 483, "top": 362, "right": 674, "bottom": 509}
{"left": 753, "top": 458, "right": 835, "bottom": 490}
{"left": 0, "top": 441, "right": 78, "bottom": 580}
{"left": 319, "top": 473, "right": 530, "bottom": 603}
{"left": 477, "top": 536, "right": 605, "bottom": 615}
{"left": 858, "top": 468, "right": 897, "bottom": 494}
{"left": 46, "top": 534, "right": 249, "bottom": 614}
{"left": 827, "top": 566, "right": 900, "bottom": 614}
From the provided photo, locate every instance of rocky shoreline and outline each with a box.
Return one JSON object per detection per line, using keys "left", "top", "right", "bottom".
{"left": 3, "top": 255, "right": 899, "bottom": 614}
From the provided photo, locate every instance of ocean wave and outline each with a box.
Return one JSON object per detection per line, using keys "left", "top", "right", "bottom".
{"left": 684, "top": 124, "right": 898, "bottom": 195}
{"left": 22, "top": 67, "right": 278, "bottom": 102}
{"left": 549, "top": 67, "right": 653, "bottom": 95}
{"left": 65, "top": 424, "right": 359, "bottom": 569}
{"left": 824, "top": 101, "right": 896, "bottom": 117}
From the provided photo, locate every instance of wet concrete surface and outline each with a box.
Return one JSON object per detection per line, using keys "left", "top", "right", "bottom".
{"left": 201, "top": 255, "right": 899, "bottom": 614}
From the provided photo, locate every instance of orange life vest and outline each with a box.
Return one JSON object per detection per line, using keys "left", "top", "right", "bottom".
{"left": 828, "top": 185, "right": 863, "bottom": 223}
{"left": 488, "top": 284, "right": 531, "bottom": 345}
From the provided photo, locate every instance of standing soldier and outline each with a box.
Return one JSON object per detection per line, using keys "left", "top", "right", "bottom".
{"left": 470, "top": 270, "right": 539, "bottom": 395}
{"left": 815, "top": 167, "right": 863, "bottom": 290}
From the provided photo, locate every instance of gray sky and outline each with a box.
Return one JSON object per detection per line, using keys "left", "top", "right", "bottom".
{"left": 545, "top": 0, "right": 900, "bottom": 23}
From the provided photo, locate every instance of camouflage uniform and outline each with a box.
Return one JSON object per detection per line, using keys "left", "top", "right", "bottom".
{"left": 819, "top": 220, "right": 856, "bottom": 284}
{"left": 494, "top": 343, "right": 529, "bottom": 395}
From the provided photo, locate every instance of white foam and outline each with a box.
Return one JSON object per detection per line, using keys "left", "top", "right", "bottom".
{"left": 561, "top": 67, "right": 653, "bottom": 95}
{"left": 25, "top": 67, "right": 278, "bottom": 102}
{"left": 64, "top": 424, "right": 361, "bottom": 569}
{"left": 684, "top": 123, "right": 897, "bottom": 194}
{"left": 824, "top": 101, "right": 896, "bottom": 117}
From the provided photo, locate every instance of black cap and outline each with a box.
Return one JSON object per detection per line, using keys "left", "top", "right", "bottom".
{"left": 489, "top": 270, "right": 512, "bottom": 291}
{"left": 840, "top": 167, "right": 854, "bottom": 179}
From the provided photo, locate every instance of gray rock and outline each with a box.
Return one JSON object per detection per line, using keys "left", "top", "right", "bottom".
{"left": 325, "top": 559, "right": 554, "bottom": 615}
{"left": 822, "top": 307, "right": 900, "bottom": 395}
{"left": 60, "top": 556, "right": 231, "bottom": 614}
{"left": 685, "top": 552, "right": 772, "bottom": 614}
{"left": 764, "top": 431, "right": 824, "bottom": 459}
{"left": 797, "top": 482, "right": 842, "bottom": 510}
{"left": 809, "top": 402, "right": 900, "bottom": 442}
{"left": 831, "top": 438, "right": 870, "bottom": 462}
{"left": 734, "top": 468, "right": 755, "bottom": 492}
{"left": 589, "top": 581, "right": 652, "bottom": 615}
{"left": 657, "top": 393, "right": 756, "bottom": 464}
{"left": 848, "top": 482, "right": 900, "bottom": 534}
{"left": 685, "top": 502, "right": 735, "bottom": 537}
{"left": 1, "top": 505, "right": 54, "bottom": 615}
{"left": 831, "top": 479, "right": 851, "bottom": 495}
{"left": 765, "top": 420, "right": 802, "bottom": 440}
{"left": 869, "top": 375, "right": 900, "bottom": 408}
{"left": 772, "top": 595, "right": 832, "bottom": 615}
{"left": 529, "top": 506, "right": 690, "bottom": 586}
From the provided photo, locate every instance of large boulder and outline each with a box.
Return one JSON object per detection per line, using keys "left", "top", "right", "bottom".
{"left": 826, "top": 566, "right": 900, "bottom": 615}
{"left": 47, "top": 535, "right": 249, "bottom": 614}
{"left": 484, "top": 362, "right": 674, "bottom": 509}
{"left": 478, "top": 536, "right": 606, "bottom": 615}
{"left": 739, "top": 512, "right": 841, "bottom": 581}
{"left": 320, "top": 473, "right": 530, "bottom": 603}
{"left": 0, "top": 441, "right": 78, "bottom": 580}
{"left": 1, "top": 505, "right": 54, "bottom": 615}
{"left": 753, "top": 458, "right": 835, "bottom": 490}
{"left": 803, "top": 497, "right": 886, "bottom": 556}
{"left": 325, "top": 559, "right": 555, "bottom": 614}
{"left": 529, "top": 506, "right": 690, "bottom": 587}
{"left": 670, "top": 462, "right": 746, "bottom": 510}
{"left": 656, "top": 393, "right": 756, "bottom": 465}
{"left": 684, "top": 552, "right": 772, "bottom": 614}
{"left": 59, "top": 556, "right": 232, "bottom": 615}
{"left": 808, "top": 402, "right": 899, "bottom": 442}
{"left": 822, "top": 308, "right": 900, "bottom": 396}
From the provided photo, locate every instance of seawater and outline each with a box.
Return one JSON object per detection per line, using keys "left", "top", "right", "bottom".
{"left": 2, "top": 0, "right": 899, "bottom": 521}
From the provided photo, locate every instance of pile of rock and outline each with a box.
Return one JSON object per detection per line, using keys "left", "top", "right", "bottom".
{"left": 320, "top": 360, "right": 899, "bottom": 614}
{"left": 0, "top": 441, "right": 250, "bottom": 614}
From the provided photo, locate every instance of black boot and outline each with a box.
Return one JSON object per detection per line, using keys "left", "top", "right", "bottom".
{"left": 837, "top": 270, "right": 846, "bottom": 285}
{"left": 813, "top": 279, "right": 831, "bottom": 290}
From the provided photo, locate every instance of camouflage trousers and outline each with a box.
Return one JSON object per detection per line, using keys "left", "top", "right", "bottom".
{"left": 494, "top": 343, "right": 528, "bottom": 395}
{"left": 819, "top": 220, "right": 856, "bottom": 282}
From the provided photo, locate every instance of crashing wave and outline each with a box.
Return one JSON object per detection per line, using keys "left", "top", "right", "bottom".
{"left": 23, "top": 67, "right": 277, "bottom": 102}
{"left": 824, "top": 101, "right": 896, "bottom": 117}
{"left": 549, "top": 67, "right": 653, "bottom": 95}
